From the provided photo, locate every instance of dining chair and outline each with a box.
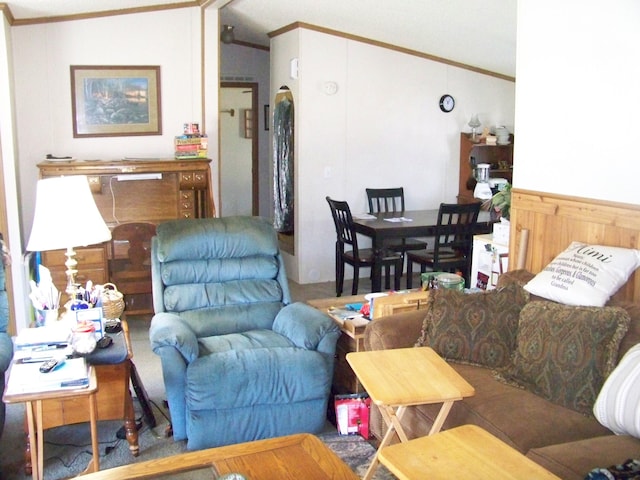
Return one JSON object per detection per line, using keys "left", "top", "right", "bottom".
{"left": 366, "top": 187, "right": 429, "bottom": 258}
{"left": 326, "top": 196, "right": 403, "bottom": 296}
{"left": 108, "top": 222, "right": 157, "bottom": 315}
{"left": 405, "top": 202, "right": 482, "bottom": 289}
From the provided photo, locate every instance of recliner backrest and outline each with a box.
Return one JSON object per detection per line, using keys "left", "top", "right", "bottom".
{"left": 151, "top": 216, "right": 291, "bottom": 337}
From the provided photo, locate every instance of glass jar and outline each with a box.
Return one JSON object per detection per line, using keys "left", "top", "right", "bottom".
{"left": 71, "top": 320, "right": 97, "bottom": 355}
{"left": 435, "top": 273, "right": 465, "bottom": 291}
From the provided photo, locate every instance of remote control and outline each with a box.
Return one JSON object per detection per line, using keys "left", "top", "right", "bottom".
{"left": 39, "top": 357, "right": 65, "bottom": 373}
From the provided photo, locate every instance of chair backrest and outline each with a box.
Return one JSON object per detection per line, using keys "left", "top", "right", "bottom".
{"left": 151, "top": 216, "right": 291, "bottom": 337}
{"left": 326, "top": 197, "right": 360, "bottom": 255}
{"left": 366, "top": 187, "right": 405, "bottom": 213}
{"left": 110, "top": 222, "right": 156, "bottom": 269}
{"left": 432, "top": 202, "right": 482, "bottom": 260}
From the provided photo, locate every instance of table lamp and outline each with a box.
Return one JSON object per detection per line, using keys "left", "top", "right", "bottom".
{"left": 26, "top": 175, "right": 112, "bottom": 305}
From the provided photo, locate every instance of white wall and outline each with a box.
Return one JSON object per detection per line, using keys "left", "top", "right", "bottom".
{"left": 514, "top": 0, "right": 640, "bottom": 204}
{"left": 11, "top": 7, "right": 206, "bottom": 243}
{"left": 272, "top": 27, "right": 515, "bottom": 284}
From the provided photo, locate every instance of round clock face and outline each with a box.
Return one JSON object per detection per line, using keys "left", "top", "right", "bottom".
{"left": 439, "top": 94, "right": 455, "bottom": 112}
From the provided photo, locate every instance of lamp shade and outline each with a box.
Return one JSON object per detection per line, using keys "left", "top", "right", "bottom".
{"left": 27, "top": 176, "right": 112, "bottom": 252}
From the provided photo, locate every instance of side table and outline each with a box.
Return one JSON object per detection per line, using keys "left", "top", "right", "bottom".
{"left": 308, "top": 290, "right": 430, "bottom": 394}
{"left": 22, "top": 318, "right": 139, "bottom": 474}
{"left": 379, "top": 424, "right": 560, "bottom": 479}
{"left": 346, "top": 347, "right": 475, "bottom": 480}
{"left": 3, "top": 367, "right": 99, "bottom": 480}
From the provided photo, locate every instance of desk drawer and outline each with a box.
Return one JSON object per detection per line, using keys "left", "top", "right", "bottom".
{"left": 42, "top": 246, "right": 108, "bottom": 290}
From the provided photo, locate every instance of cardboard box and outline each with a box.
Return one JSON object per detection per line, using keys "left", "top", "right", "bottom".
{"left": 335, "top": 393, "right": 371, "bottom": 438}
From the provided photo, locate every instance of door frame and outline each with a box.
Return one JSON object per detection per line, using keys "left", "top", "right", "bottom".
{"left": 220, "top": 82, "right": 259, "bottom": 216}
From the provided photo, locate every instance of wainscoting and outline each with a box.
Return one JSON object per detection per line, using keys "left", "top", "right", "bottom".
{"left": 509, "top": 188, "right": 640, "bottom": 302}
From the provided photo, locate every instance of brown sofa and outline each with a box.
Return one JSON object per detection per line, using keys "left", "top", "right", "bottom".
{"left": 363, "top": 271, "right": 640, "bottom": 480}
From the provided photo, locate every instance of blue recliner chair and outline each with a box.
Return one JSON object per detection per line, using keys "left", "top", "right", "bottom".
{"left": 149, "top": 216, "right": 340, "bottom": 450}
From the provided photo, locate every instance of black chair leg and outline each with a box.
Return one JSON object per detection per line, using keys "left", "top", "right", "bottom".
{"left": 336, "top": 246, "right": 344, "bottom": 297}
{"left": 384, "top": 265, "right": 391, "bottom": 290}
{"left": 352, "top": 266, "right": 360, "bottom": 295}
{"left": 394, "top": 260, "right": 402, "bottom": 291}
{"left": 406, "top": 258, "right": 414, "bottom": 289}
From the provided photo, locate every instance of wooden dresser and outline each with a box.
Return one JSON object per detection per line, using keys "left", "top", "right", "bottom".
{"left": 37, "top": 159, "right": 215, "bottom": 312}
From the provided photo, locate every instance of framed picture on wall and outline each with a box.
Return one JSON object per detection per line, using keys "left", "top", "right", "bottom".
{"left": 70, "top": 65, "right": 162, "bottom": 138}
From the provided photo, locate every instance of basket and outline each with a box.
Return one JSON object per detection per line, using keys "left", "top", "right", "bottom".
{"left": 101, "top": 283, "right": 125, "bottom": 320}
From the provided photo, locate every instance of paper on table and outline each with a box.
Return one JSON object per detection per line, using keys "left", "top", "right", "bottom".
{"left": 352, "top": 213, "right": 377, "bottom": 220}
{"left": 383, "top": 217, "right": 413, "bottom": 222}
{"left": 5, "top": 357, "right": 89, "bottom": 394}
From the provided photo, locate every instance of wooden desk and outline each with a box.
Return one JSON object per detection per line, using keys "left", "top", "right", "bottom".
{"left": 79, "top": 433, "right": 359, "bottom": 480}
{"left": 347, "top": 347, "right": 475, "bottom": 480}
{"left": 3, "top": 367, "right": 99, "bottom": 480}
{"left": 379, "top": 425, "right": 559, "bottom": 480}
{"left": 38, "top": 159, "right": 215, "bottom": 313}
{"left": 353, "top": 209, "right": 491, "bottom": 292}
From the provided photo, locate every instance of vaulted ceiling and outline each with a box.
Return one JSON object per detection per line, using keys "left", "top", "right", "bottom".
{"left": 2, "top": 0, "right": 517, "bottom": 78}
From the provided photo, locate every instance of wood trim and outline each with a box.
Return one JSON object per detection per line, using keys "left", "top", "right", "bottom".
{"left": 3, "top": 1, "right": 202, "bottom": 26}
{"left": 230, "top": 39, "right": 270, "bottom": 52}
{"left": 269, "top": 22, "right": 515, "bottom": 83}
{"left": 509, "top": 188, "right": 640, "bottom": 302}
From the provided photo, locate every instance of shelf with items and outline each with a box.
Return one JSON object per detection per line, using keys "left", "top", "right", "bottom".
{"left": 458, "top": 132, "right": 514, "bottom": 204}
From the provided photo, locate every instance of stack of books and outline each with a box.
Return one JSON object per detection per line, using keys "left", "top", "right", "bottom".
{"left": 174, "top": 134, "right": 208, "bottom": 159}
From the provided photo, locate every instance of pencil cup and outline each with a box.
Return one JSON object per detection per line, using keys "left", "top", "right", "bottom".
{"left": 35, "top": 309, "right": 59, "bottom": 327}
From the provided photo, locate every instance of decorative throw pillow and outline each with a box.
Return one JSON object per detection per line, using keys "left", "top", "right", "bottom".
{"left": 593, "top": 343, "right": 640, "bottom": 437}
{"left": 416, "top": 283, "right": 529, "bottom": 368}
{"left": 498, "top": 301, "right": 630, "bottom": 416}
{"left": 523, "top": 242, "right": 640, "bottom": 307}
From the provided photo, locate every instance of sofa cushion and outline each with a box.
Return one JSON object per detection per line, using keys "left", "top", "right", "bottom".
{"left": 387, "top": 363, "right": 612, "bottom": 454}
{"left": 527, "top": 435, "right": 640, "bottom": 480}
{"left": 593, "top": 343, "right": 640, "bottom": 437}
{"left": 498, "top": 301, "right": 630, "bottom": 416}
{"left": 416, "top": 284, "right": 529, "bottom": 368}
{"left": 523, "top": 242, "right": 640, "bottom": 307}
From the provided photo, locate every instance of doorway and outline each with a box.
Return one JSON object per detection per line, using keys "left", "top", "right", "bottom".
{"left": 220, "top": 82, "right": 258, "bottom": 216}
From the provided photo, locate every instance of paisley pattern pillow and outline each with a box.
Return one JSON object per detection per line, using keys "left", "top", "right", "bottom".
{"left": 416, "top": 283, "right": 529, "bottom": 368}
{"left": 498, "top": 301, "right": 630, "bottom": 416}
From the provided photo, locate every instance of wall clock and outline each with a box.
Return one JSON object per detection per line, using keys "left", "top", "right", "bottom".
{"left": 439, "top": 94, "right": 455, "bottom": 113}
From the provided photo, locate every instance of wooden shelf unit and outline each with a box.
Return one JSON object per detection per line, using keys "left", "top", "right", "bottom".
{"left": 458, "top": 133, "right": 514, "bottom": 204}
{"left": 37, "top": 159, "right": 215, "bottom": 312}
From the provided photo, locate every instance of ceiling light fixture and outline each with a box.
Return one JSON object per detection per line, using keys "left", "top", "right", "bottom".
{"left": 220, "top": 25, "right": 235, "bottom": 44}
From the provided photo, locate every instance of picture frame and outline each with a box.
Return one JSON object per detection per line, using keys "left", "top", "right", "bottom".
{"left": 264, "top": 104, "right": 270, "bottom": 131}
{"left": 70, "top": 65, "right": 162, "bottom": 138}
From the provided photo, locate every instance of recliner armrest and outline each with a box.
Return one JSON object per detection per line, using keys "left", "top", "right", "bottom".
{"left": 149, "top": 312, "right": 199, "bottom": 363}
{"left": 0, "top": 333, "right": 12, "bottom": 373}
{"left": 272, "top": 302, "right": 340, "bottom": 353}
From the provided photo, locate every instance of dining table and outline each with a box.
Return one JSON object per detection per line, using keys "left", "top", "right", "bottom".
{"left": 352, "top": 209, "right": 492, "bottom": 292}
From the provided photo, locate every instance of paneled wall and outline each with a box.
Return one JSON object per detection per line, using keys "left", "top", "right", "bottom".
{"left": 509, "top": 189, "right": 640, "bottom": 302}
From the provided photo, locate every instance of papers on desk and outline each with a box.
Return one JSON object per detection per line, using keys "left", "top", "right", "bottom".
{"left": 14, "top": 324, "right": 71, "bottom": 351}
{"left": 383, "top": 217, "right": 413, "bottom": 222}
{"left": 327, "top": 307, "right": 370, "bottom": 327}
{"left": 5, "top": 357, "right": 89, "bottom": 394}
{"left": 352, "top": 213, "right": 377, "bottom": 220}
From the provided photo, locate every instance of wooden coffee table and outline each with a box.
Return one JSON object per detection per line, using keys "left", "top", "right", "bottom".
{"left": 79, "top": 433, "right": 359, "bottom": 479}
{"left": 379, "top": 424, "right": 560, "bottom": 479}
{"left": 347, "top": 347, "right": 475, "bottom": 480}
